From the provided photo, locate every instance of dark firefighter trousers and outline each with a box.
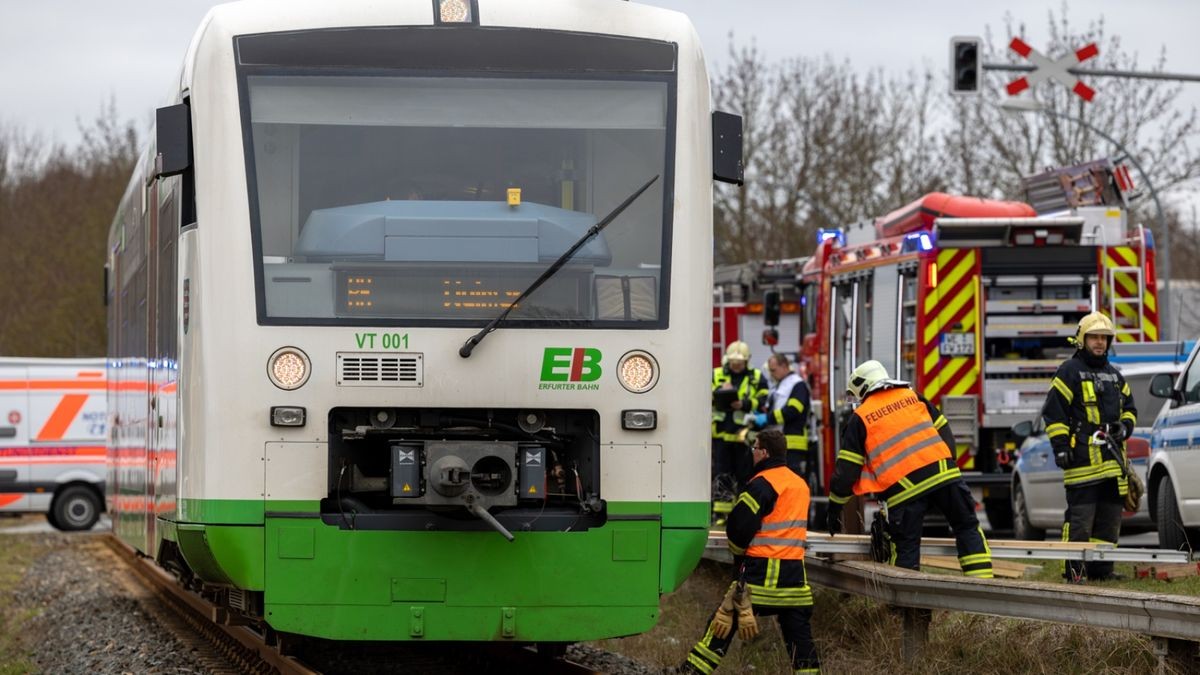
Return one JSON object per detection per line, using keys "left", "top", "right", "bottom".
{"left": 685, "top": 603, "right": 819, "bottom": 674}
{"left": 1063, "top": 480, "right": 1123, "bottom": 581}
{"left": 887, "top": 480, "right": 993, "bottom": 577}
{"left": 786, "top": 449, "right": 809, "bottom": 481}
{"left": 712, "top": 438, "right": 754, "bottom": 498}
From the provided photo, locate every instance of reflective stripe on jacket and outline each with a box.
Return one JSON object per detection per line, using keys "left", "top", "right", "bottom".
{"left": 1043, "top": 351, "right": 1135, "bottom": 491}
{"left": 712, "top": 366, "right": 766, "bottom": 440}
{"left": 726, "top": 457, "right": 813, "bottom": 607}
{"left": 768, "top": 373, "right": 810, "bottom": 451}
{"left": 854, "top": 387, "right": 953, "bottom": 496}
{"left": 744, "top": 466, "right": 809, "bottom": 560}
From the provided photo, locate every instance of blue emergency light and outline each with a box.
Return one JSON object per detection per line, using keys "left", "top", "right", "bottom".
{"left": 817, "top": 228, "right": 845, "bottom": 246}
{"left": 902, "top": 231, "right": 935, "bottom": 253}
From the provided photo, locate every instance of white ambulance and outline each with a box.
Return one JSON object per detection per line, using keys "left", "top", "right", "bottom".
{"left": 0, "top": 357, "right": 106, "bottom": 530}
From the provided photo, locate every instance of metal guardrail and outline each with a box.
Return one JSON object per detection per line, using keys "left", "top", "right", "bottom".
{"left": 705, "top": 531, "right": 1191, "bottom": 565}
{"left": 703, "top": 529, "right": 1200, "bottom": 667}
{"left": 804, "top": 557, "right": 1200, "bottom": 643}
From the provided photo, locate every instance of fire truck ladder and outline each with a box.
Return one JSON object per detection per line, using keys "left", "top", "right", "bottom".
{"left": 713, "top": 287, "right": 727, "bottom": 355}
{"left": 1106, "top": 263, "right": 1145, "bottom": 342}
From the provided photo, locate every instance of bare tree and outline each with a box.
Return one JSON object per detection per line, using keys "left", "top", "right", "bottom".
{"left": 0, "top": 103, "right": 138, "bottom": 357}
{"left": 713, "top": 40, "right": 941, "bottom": 264}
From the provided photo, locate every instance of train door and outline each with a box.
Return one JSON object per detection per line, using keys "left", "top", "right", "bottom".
{"left": 152, "top": 178, "right": 180, "bottom": 533}
{"left": 144, "top": 174, "right": 164, "bottom": 557}
{"left": 0, "top": 364, "right": 30, "bottom": 512}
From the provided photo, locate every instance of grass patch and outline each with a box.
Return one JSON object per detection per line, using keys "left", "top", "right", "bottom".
{"left": 0, "top": 535, "right": 42, "bottom": 674}
{"left": 593, "top": 559, "right": 796, "bottom": 672}
{"left": 595, "top": 557, "right": 1200, "bottom": 673}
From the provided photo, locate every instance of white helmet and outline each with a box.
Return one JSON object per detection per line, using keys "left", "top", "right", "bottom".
{"left": 846, "top": 360, "right": 908, "bottom": 400}
{"left": 724, "top": 341, "right": 751, "bottom": 363}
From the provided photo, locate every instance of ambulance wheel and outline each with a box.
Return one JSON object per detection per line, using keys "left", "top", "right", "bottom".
{"left": 51, "top": 486, "right": 101, "bottom": 531}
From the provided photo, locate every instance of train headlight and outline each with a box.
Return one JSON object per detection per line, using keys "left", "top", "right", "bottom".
{"left": 622, "top": 410, "right": 657, "bottom": 430}
{"left": 270, "top": 406, "right": 307, "bottom": 427}
{"left": 617, "top": 350, "right": 658, "bottom": 393}
{"left": 436, "top": 0, "right": 473, "bottom": 24}
{"left": 268, "top": 347, "right": 311, "bottom": 390}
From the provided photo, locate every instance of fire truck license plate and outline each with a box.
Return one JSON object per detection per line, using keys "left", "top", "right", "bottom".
{"left": 939, "top": 332, "right": 974, "bottom": 356}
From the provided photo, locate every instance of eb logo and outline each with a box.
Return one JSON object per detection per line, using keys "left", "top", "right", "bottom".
{"left": 540, "top": 347, "right": 602, "bottom": 382}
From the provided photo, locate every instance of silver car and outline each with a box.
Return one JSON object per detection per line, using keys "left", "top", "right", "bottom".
{"left": 1009, "top": 362, "right": 1179, "bottom": 540}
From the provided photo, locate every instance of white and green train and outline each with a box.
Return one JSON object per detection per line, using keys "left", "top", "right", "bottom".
{"left": 106, "top": 0, "right": 740, "bottom": 645}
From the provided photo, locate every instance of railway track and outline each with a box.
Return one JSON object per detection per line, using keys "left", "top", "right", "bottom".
{"left": 102, "top": 534, "right": 317, "bottom": 674}
{"left": 102, "top": 534, "right": 603, "bottom": 674}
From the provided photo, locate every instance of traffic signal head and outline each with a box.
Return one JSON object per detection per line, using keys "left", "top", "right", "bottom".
{"left": 950, "top": 36, "right": 981, "bottom": 95}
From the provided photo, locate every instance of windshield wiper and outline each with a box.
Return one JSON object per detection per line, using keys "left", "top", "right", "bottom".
{"left": 459, "top": 174, "right": 660, "bottom": 358}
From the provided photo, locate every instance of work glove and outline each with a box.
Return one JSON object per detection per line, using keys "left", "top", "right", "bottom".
{"left": 1124, "top": 471, "right": 1144, "bottom": 513}
{"left": 1053, "top": 445, "right": 1070, "bottom": 470}
{"left": 733, "top": 581, "right": 759, "bottom": 640}
{"left": 826, "top": 503, "right": 843, "bottom": 535}
{"left": 708, "top": 584, "right": 737, "bottom": 639}
{"left": 1119, "top": 420, "right": 1134, "bottom": 443}
{"left": 752, "top": 412, "right": 768, "bottom": 428}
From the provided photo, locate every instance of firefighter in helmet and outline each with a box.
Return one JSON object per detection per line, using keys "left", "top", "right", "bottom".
{"left": 827, "top": 360, "right": 993, "bottom": 578}
{"left": 1042, "top": 311, "right": 1137, "bottom": 583}
{"left": 712, "top": 341, "right": 768, "bottom": 519}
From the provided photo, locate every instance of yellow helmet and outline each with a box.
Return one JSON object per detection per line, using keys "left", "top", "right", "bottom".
{"left": 846, "top": 359, "right": 908, "bottom": 400}
{"left": 724, "top": 341, "right": 752, "bottom": 363}
{"left": 1074, "top": 311, "right": 1115, "bottom": 345}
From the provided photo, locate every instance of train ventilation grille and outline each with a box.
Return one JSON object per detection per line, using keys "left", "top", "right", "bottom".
{"left": 336, "top": 352, "right": 423, "bottom": 387}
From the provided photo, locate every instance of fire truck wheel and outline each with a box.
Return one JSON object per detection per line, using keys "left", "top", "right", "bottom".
{"left": 51, "top": 486, "right": 101, "bottom": 532}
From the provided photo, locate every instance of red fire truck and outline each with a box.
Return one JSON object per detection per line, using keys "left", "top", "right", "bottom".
{"left": 714, "top": 159, "right": 1158, "bottom": 528}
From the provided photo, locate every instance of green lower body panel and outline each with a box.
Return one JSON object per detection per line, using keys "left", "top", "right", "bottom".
{"left": 177, "top": 523, "right": 265, "bottom": 589}
{"left": 172, "top": 499, "right": 707, "bottom": 641}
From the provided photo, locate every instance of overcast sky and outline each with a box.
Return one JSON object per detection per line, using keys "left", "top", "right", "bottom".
{"left": 2, "top": 1, "right": 1198, "bottom": 149}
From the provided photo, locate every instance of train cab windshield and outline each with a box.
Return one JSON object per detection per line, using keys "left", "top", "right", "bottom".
{"left": 236, "top": 29, "right": 675, "bottom": 328}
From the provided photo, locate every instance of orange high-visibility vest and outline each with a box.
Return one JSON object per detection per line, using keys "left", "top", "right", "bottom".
{"left": 853, "top": 387, "right": 952, "bottom": 495}
{"left": 744, "top": 466, "right": 810, "bottom": 560}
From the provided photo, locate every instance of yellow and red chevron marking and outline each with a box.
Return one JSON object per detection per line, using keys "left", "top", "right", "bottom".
{"left": 919, "top": 249, "right": 982, "bottom": 404}
{"left": 1102, "top": 246, "right": 1157, "bottom": 342}
{"left": 1140, "top": 245, "right": 1160, "bottom": 342}
{"left": 955, "top": 443, "right": 975, "bottom": 470}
